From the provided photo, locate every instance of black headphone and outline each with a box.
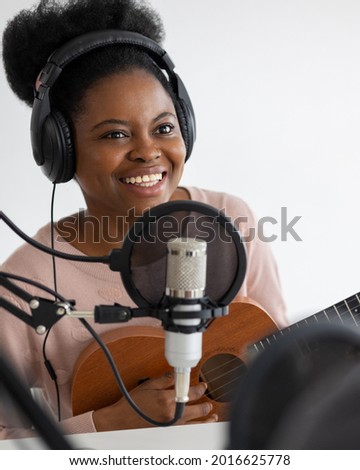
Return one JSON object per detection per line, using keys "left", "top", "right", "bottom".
{"left": 30, "top": 30, "right": 196, "bottom": 183}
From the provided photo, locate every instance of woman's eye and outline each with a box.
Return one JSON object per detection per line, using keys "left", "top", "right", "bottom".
{"left": 102, "top": 131, "right": 127, "bottom": 139}
{"left": 156, "top": 124, "right": 174, "bottom": 135}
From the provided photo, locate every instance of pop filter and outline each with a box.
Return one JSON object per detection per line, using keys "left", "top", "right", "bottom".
{"left": 110, "top": 200, "right": 247, "bottom": 309}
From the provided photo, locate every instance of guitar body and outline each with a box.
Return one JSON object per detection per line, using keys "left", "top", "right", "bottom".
{"left": 71, "top": 299, "right": 277, "bottom": 422}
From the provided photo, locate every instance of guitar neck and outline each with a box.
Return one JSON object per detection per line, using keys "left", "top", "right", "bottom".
{"left": 250, "top": 291, "right": 360, "bottom": 355}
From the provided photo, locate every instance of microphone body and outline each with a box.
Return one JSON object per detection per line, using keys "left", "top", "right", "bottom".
{"left": 164, "top": 237, "right": 207, "bottom": 403}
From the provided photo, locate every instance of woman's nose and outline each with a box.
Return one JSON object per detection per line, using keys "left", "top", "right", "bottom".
{"left": 127, "top": 137, "right": 161, "bottom": 162}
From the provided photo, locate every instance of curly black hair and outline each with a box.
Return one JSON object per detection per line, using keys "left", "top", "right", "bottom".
{"left": 2, "top": 0, "right": 166, "bottom": 117}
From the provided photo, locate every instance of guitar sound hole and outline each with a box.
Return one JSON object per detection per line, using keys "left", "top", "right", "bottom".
{"left": 200, "top": 353, "right": 246, "bottom": 403}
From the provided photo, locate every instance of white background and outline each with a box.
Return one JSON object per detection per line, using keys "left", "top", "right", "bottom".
{"left": 1, "top": 0, "right": 360, "bottom": 324}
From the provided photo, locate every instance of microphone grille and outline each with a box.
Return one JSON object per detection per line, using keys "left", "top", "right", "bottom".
{"left": 165, "top": 237, "right": 207, "bottom": 299}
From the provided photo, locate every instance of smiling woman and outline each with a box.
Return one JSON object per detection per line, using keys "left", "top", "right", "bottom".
{"left": 62, "top": 70, "right": 187, "bottom": 258}
{"left": 0, "top": 0, "right": 287, "bottom": 440}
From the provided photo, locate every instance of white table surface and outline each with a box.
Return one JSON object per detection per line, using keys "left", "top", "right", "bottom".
{"left": 0, "top": 421, "right": 230, "bottom": 450}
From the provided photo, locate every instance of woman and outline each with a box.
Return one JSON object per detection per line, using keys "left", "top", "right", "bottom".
{"left": 0, "top": 0, "right": 287, "bottom": 439}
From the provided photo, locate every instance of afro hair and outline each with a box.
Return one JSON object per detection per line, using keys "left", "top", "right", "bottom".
{"left": 2, "top": 0, "right": 165, "bottom": 107}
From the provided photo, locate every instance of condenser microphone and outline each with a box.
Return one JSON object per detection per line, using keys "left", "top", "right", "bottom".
{"left": 164, "top": 237, "right": 207, "bottom": 403}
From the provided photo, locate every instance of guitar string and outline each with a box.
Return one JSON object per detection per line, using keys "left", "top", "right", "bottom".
{"left": 201, "top": 360, "right": 247, "bottom": 399}
{"left": 203, "top": 359, "right": 245, "bottom": 383}
{"left": 206, "top": 376, "right": 243, "bottom": 402}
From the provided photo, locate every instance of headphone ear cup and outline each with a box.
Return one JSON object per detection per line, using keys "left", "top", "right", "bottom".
{"left": 175, "top": 100, "right": 195, "bottom": 162}
{"left": 41, "top": 110, "right": 75, "bottom": 183}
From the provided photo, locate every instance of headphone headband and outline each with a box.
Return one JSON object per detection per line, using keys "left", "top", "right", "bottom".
{"left": 31, "top": 30, "right": 196, "bottom": 183}
{"left": 48, "top": 30, "right": 175, "bottom": 73}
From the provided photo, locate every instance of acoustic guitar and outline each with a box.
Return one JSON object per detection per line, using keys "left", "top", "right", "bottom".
{"left": 71, "top": 292, "right": 360, "bottom": 422}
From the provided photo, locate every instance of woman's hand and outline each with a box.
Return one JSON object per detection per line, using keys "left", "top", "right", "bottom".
{"left": 92, "top": 372, "right": 218, "bottom": 431}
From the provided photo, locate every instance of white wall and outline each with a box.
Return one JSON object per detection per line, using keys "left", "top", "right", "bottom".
{"left": 1, "top": 0, "right": 360, "bottom": 324}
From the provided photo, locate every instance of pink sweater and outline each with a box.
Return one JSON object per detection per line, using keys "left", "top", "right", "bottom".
{"left": 0, "top": 187, "right": 287, "bottom": 439}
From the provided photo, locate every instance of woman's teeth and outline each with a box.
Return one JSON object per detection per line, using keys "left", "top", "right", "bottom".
{"left": 123, "top": 173, "right": 163, "bottom": 187}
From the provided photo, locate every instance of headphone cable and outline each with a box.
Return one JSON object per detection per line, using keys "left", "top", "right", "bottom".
{"left": 50, "top": 183, "right": 58, "bottom": 295}
{"left": 41, "top": 183, "right": 61, "bottom": 422}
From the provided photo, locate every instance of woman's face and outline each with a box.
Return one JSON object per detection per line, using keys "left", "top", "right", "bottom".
{"left": 73, "top": 69, "right": 186, "bottom": 219}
